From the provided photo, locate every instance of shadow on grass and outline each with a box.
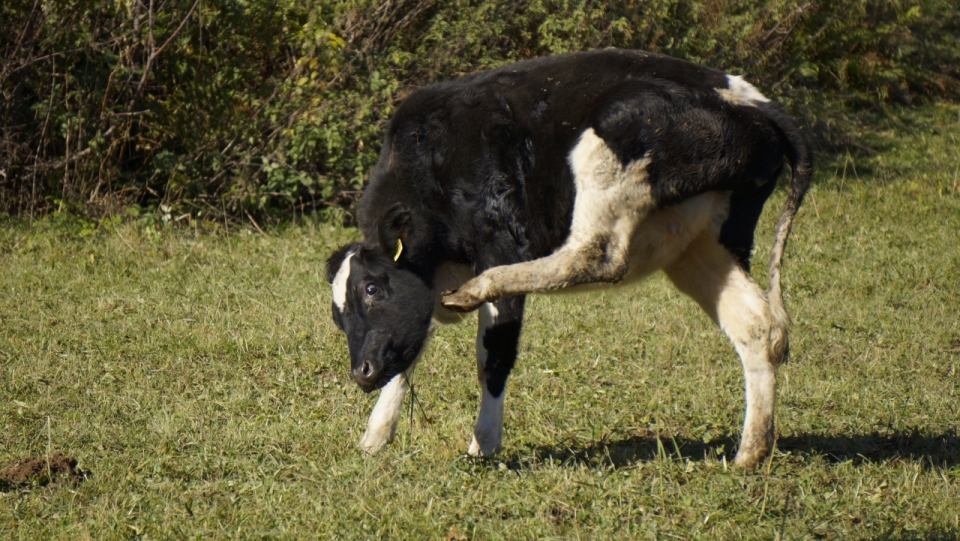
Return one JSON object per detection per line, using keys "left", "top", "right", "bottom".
{"left": 802, "top": 101, "right": 955, "bottom": 188}
{"left": 777, "top": 430, "right": 960, "bottom": 469}
{"left": 500, "top": 431, "right": 737, "bottom": 471}
{"left": 499, "top": 429, "right": 960, "bottom": 471}
{"left": 887, "top": 532, "right": 960, "bottom": 541}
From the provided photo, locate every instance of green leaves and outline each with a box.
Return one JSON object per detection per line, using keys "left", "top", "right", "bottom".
{"left": 1, "top": 0, "right": 958, "bottom": 220}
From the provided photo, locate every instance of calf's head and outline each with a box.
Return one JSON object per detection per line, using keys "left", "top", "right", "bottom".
{"left": 325, "top": 205, "right": 435, "bottom": 392}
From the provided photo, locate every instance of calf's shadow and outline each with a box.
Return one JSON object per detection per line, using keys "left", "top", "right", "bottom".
{"left": 501, "top": 429, "right": 960, "bottom": 471}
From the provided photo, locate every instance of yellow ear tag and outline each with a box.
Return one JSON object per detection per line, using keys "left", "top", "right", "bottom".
{"left": 393, "top": 239, "right": 403, "bottom": 262}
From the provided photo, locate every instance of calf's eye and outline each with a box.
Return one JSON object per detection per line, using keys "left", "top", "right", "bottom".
{"left": 364, "top": 283, "right": 379, "bottom": 296}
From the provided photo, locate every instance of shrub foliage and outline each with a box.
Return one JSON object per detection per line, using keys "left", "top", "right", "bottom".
{"left": 1, "top": 0, "right": 957, "bottom": 218}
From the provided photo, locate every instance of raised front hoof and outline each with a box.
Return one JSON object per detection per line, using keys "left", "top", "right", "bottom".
{"left": 441, "top": 289, "right": 483, "bottom": 312}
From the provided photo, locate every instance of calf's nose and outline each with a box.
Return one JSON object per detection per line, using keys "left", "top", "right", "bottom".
{"left": 353, "top": 360, "right": 379, "bottom": 391}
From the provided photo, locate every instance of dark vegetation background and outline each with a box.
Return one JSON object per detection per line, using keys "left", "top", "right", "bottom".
{"left": 2, "top": 0, "right": 958, "bottom": 222}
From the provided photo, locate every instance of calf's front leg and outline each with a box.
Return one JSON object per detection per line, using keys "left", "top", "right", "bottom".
{"left": 468, "top": 297, "right": 524, "bottom": 456}
{"left": 358, "top": 363, "right": 418, "bottom": 454}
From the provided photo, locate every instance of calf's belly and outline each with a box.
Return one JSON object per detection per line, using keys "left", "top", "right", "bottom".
{"left": 554, "top": 190, "right": 732, "bottom": 294}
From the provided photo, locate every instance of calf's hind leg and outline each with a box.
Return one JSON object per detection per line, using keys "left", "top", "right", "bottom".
{"left": 443, "top": 128, "right": 654, "bottom": 312}
{"left": 442, "top": 240, "right": 631, "bottom": 312}
{"left": 665, "top": 236, "right": 788, "bottom": 470}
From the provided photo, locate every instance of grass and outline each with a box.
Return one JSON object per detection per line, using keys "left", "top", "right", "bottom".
{"left": 1, "top": 103, "right": 959, "bottom": 539}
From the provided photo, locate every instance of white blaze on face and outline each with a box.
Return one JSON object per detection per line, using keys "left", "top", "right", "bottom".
{"left": 716, "top": 75, "right": 770, "bottom": 107}
{"left": 331, "top": 252, "right": 355, "bottom": 312}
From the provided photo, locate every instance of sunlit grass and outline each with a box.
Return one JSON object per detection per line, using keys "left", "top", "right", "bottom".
{"left": 1, "top": 103, "right": 959, "bottom": 539}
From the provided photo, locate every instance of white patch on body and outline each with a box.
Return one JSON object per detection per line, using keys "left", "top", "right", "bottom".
{"left": 468, "top": 302, "right": 504, "bottom": 456}
{"left": 331, "top": 252, "right": 355, "bottom": 311}
{"left": 566, "top": 128, "right": 653, "bottom": 251}
{"left": 617, "top": 191, "right": 730, "bottom": 287}
{"left": 358, "top": 362, "right": 418, "bottom": 454}
{"left": 474, "top": 303, "right": 497, "bottom": 370}
{"left": 715, "top": 75, "right": 770, "bottom": 107}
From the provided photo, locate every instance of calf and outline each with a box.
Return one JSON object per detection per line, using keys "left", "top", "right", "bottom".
{"left": 325, "top": 49, "right": 812, "bottom": 470}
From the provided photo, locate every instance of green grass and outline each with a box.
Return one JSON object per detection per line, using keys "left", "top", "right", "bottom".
{"left": 2, "top": 103, "right": 959, "bottom": 539}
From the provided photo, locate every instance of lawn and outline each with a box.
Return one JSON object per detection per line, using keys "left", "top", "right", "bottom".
{"left": 1, "top": 103, "right": 959, "bottom": 539}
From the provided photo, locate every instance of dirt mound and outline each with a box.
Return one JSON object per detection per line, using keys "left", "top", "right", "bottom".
{"left": 0, "top": 452, "right": 90, "bottom": 490}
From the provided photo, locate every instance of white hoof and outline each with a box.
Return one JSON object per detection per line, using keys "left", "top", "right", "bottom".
{"left": 358, "top": 428, "right": 393, "bottom": 455}
{"left": 467, "top": 433, "right": 501, "bottom": 457}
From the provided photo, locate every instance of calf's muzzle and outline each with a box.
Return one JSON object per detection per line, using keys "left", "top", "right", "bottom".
{"left": 353, "top": 360, "right": 380, "bottom": 392}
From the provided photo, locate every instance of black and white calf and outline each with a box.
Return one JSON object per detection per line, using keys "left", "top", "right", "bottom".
{"left": 325, "top": 50, "right": 812, "bottom": 470}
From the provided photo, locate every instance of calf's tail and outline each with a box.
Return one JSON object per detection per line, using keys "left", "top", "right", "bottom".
{"left": 762, "top": 104, "right": 813, "bottom": 364}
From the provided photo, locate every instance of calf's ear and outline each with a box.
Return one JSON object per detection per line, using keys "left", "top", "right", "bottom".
{"left": 377, "top": 203, "right": 413, "bottom": 261}
{"left": 325, "top": 243, "right": 359, "bottom": 284}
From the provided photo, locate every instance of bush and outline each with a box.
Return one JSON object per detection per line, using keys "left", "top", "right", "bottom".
{"left": 1, "top": 0, "right": 957, "bottom": 219}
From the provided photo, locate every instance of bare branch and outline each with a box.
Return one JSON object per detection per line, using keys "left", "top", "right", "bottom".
{"left": 128, "top": 0, "right": 201, "bottom": 113}
{"left": 47, "top": 0, "right": 203, "bottom": 175}
{"left": 0, "top": 0, "right": 42, "bottom": 85}
{"left": 154, "top": 0, "right": 201, "bottom": 59}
